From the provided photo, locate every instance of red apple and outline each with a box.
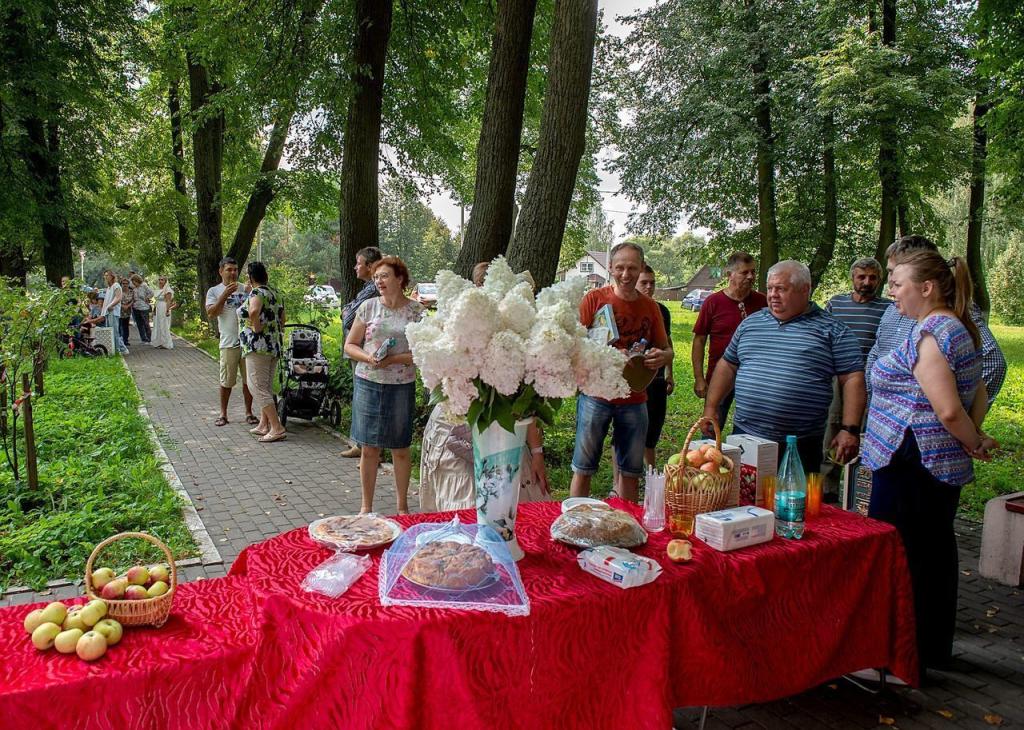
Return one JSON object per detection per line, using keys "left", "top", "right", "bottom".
{"left": 699, "top": 461, "right": 718, "bottom": 473}
{"left": 124, "top": 585, "right": 148, "bottom": 600}
{"left": 101, "top": 578, "right": 127, "bottom": 600}
{"left": 126, "top": 566, "right": 150, "bottom": 586}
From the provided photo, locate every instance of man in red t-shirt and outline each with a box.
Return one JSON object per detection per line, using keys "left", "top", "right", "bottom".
{"left": 691, "top": 252, "right": 767, "bottom": 429}
{"left": 572, "top": 243, "right": 673, "bottom": 502}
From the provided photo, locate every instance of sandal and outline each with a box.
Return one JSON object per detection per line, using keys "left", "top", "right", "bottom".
{"left": 215, "top": 416, "right": 229, "bottom": 427}
{"left": 245, "top": 414, "right": 259, "bottom": 425}
{"left": 250, "top": 427, "right": 268, "bottom": 436}
{"left": 258, "top": 432, "right": 287, "bottom": 443}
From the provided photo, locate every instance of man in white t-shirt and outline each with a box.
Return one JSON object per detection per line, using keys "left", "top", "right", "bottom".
{"left": 100, "top": 269, "right": 129, "bottom": 355}
{"left": 205, "top": 257, "right": 255, "bottom": 426}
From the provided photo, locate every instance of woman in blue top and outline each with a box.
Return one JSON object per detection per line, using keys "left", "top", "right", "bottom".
{"left": 863, "top": 247, "right": 998, "bottom": 679}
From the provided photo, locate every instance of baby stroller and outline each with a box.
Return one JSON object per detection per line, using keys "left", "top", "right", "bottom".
{"left": 60, "top": 318, "right": 109, "bottom": 358}
{"left": 275, "top": 324, "right": 334, "bottom": 427}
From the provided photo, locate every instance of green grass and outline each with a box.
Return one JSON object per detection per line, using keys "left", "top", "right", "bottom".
{"left": 0, "top": 356, "right": 198, "bottom": 591}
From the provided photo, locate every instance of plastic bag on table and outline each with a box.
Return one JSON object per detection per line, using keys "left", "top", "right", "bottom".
{"left": 577, "top": 546, "right": 662, "bottom": 589}
{"left": 301, "top": 551, "right": 372, "bottom": 597}
{"left": 379, "top": 516, "right": 530, "bottom": 616}
{"left": 550, "top": 503, "right": 648, "bottom": 548}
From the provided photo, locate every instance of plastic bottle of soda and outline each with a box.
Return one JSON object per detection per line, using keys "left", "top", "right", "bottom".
{"left": 775, "top": 435, "right": 806, "bottom": 539}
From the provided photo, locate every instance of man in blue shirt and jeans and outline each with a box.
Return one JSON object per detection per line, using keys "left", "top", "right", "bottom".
{"left": 702, "top": 260, "right": 865, "bottom": 472}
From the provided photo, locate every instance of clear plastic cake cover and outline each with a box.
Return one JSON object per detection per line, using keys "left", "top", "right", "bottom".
{"left": 379, "top": 516, "right": 530, "bottom": 616}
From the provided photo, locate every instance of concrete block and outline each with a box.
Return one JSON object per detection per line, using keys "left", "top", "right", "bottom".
{"left": 979, "top": 491, "right": 1024, "bottom": 587}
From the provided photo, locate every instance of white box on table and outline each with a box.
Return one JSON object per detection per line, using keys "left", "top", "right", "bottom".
{"left": 695, "top": 506, "right": 775, "bottom": 552}
{"left": 725, "top": 434, "right": 778, "bottom": 508}
{"left": 689, "top": 440, "right": 741, "bottom": 507}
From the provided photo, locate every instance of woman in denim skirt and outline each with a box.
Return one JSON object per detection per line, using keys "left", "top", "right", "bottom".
{"left": 344, "top": 256, "right": 423, "bottom": 514}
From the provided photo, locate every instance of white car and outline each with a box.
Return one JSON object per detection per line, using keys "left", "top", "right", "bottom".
{"left": 304, "top": 284, "right": 339, "bottom": 308}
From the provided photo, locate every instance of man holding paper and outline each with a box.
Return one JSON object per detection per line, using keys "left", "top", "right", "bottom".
{"left": 572, "top": 242, "right": 673, "bottom": 502}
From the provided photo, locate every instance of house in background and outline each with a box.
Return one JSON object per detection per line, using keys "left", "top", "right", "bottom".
{"left": 654, "top": 264, "right": 722, "bottom": 301}
{"left": 558, "top": 250, "right": 609, "bottom": 288}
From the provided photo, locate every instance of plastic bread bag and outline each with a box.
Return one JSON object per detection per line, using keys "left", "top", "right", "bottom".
{"left": 577, "top": 546, "right": 662, "bottom": 589}
{"left": 379, "top": 516, "right": 530, "bottom": 616}
{"left": 301, "top": 551, "right": 372, "bottom": 598}
{"left": 550, "top": 504, "right": 648, "bottom": 548}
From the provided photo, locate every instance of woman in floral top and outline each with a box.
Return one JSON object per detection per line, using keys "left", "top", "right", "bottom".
{"left": 344, "top": 255, "right": 423, "bottom": 513}
{"left": 239, "top": 261, "right": 287, "bottom": 442}
{"left": 864, "top": 246, "right": 998, "bottom": 679}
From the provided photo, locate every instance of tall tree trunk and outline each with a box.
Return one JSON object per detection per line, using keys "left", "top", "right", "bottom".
{"left": 875, "top": 0, "right": 898, "bottom": 270}
{"left": 809, "top": 112, "right": 838, "bottom": 290}
{"left": 23, "top": 115, "right": 73, "bottom": 284}
{"left": 168, "top": 81, "right": 192, "bottom": 253}
{"left": 745, "top": 0, "right": 779, "bottom": 290}
{"left": 228, "top": 109, "right": 294, "bottom": 266}
{"left": 0, "top": 243, "right": 28, "bottom": 286}
{"left": 967, "top": 96, "right": 991, "bottom": 314}
{"left": 337, "top": 0, "right": 394, "bottom": 302}
{"left": 506, "top": 0, "right": 598, "bottom": 288}
{"left": 188, "top": 56, "right": 225, "bottom": 311}
{"left": 453, "top": 0, "right": 538, "bottom": 278}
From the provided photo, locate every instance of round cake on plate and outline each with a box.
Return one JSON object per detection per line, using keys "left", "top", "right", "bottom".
{"left": 402, "top": 541, "right": 496, "bottom": 591}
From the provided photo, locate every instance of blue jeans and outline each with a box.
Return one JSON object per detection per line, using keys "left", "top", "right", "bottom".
{"left": 106, "top": 313, "right": 128, "bottom": 353}
{"left": 572, "top": 395, "right": 648, "bottom": 478}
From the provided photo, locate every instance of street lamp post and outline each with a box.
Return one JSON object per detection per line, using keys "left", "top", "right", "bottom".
{"left": 79, "top": 249, "right": 86, "bottom": 282}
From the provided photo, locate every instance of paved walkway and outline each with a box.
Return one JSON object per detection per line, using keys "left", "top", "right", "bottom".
{"left": 3, "top": 339, "right": 1021, "bottom": 728}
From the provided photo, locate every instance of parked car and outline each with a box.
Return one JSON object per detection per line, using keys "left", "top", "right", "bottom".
{"left": 682, "top": 289, "right": 712, "bottom": 311}
{"left": 413, "top": 282, "right": 437, "bottom": 308}
{"left": 304, "top": 284, "right": 339, "bottom": 308}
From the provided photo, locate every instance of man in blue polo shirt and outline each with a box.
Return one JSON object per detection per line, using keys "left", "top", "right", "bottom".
{"left": 702, "top": 260, "right": 865, "bottom": 472}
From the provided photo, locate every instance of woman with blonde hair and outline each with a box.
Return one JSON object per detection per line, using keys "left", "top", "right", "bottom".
{"left": 863, "top": 245, "right": 998, "bottom": 679}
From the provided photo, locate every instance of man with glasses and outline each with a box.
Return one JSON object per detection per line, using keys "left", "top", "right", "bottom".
{"left": 691, "top": 252, "right": 767, "bottom": 429}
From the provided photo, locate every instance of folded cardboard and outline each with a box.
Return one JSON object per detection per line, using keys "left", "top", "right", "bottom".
{"left": 725, "top": 434, "right": 779, "bottom": 508}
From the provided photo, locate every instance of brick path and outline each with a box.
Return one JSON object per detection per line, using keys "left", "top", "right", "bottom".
{"left": 3, "top": 340, "right": 1022, "bottom": 727}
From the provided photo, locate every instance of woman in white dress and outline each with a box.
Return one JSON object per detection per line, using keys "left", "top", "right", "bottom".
{"left": 150, "top": 276, "right": 176, "bottom": 349}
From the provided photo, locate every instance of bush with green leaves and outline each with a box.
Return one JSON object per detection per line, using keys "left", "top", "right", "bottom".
{"left": 0, "top": 356, "right": 196, "bottom": 590}
{"left": 990, "top": 235, "right": 1024, "bottom": 325}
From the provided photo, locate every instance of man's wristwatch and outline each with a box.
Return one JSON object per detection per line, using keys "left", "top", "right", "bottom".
{"left": 840, "top": 424, "right": 861, "bottom": 437}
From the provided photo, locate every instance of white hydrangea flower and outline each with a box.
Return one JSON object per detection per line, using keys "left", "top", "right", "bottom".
{"left": 441, "top": 376, "right": 477, "bottom": 417}
{"left": 498, "top": 283, "right": 537, "bottom": 336}
{"left": 480, "top": 331, "right": 527, "bottom": 396}
{"left": 481, "top": 256, "right": 517, "bottom": 299}
{"left": 536, "top": 275, "right": 588, "bottom": 310}
{"left": 535, "top": 299, "right": 578, "bottom": 335}
{"left": 573, "top": 338, "right": 629, "bottom": 400}
{"left": 447, "top": 287, "right": 499, "bottom": 352}
{"left": 435, "top": 270, "right": 473, "bottom": 317}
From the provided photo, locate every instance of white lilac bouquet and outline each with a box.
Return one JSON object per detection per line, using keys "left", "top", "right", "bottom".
{"left": 406, "top": 256, "right": 629, "bottom": 432}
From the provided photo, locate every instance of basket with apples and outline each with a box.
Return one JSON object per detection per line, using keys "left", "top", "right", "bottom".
{"left": 85, "top": 532, "right": 177, "bottom": 628}
{"left": 664, "top": 418, "right": 735, "bottom": 536}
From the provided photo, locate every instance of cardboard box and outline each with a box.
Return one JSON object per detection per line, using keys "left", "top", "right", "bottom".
{"left": 695, "top": 506, "right": 775, "bottom": 552}
{"left": 838, "top": 459, "right": 873, "bottom": 516}
{"left": 689, "top": 440, "right": 742, "bottom": 507}
{"left": 726, "top": 434, "right": 779, "bottom": 508}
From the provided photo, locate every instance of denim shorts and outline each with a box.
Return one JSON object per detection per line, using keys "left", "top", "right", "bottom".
{"left": 571, "top": 395, "right": 648, "bottom": 478}
{"left": 351, "top": 376, "right": 416, "bottom": 449}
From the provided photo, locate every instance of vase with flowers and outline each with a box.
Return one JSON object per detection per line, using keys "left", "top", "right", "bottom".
{"left": 407, "top": 257, "right": 628, "bottom": 559}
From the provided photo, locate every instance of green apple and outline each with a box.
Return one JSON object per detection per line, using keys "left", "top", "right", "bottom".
{"left": 667, "top": 453, "right": 682, "bottom": 466}
{"left": 146, "top": 581, "right": 169, "bottom": 598}
{"left": 23, "top": 608, "right": 46, "bottom": 635}
{"left": 91, "top": 567, "right": 116, "bottom": 590}
{"left": 126, "top": 566, "right": 150, "bottom": 586}
{"left": 54, "top": 628, "right": 84, "bottom": 654}
{"left": 38, "top": 601, "right": 68, "bottom": 627}
{"left": 148, "top": 564, "right": 170, "bottom": 584}
{"left": 79, "top": 600, "right": 107, "bottom": 627}
{"left": 94, "top": 618, "right": 123, "bottom": 646}
{"left": 75, "top": 631, "right": 107, "bottom": 661}
{"left": 31, "top": 622, "right": 62, "bottom": 651}
{"left": 63, "top": 608, "right": 88, "bottom": 632}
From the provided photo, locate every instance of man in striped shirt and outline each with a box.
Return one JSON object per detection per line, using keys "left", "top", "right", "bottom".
{"left": 702, "top": 261, "right": 865, "bottom": 472}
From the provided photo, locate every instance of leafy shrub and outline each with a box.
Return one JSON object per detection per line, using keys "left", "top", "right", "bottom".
{"left": 990, "top": 235, "right": 1024, "bottom": 325}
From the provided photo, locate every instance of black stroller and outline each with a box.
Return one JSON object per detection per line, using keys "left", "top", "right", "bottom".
{"left": 275, "top": 324, "right": 337, "bottom": 427}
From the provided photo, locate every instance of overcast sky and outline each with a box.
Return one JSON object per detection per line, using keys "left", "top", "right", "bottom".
{"left": 427, "top": 0, "right": 670, "bottom": 242}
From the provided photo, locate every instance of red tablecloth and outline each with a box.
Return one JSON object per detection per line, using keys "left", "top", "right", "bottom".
{"left": 0, "top": 576, "right": 256, "bottom": 730}
{"left": 227, "top": 501, "right": 917, "bottom": 730}
{"left": 0, "top": 503, "right": 917, "bottom": 730}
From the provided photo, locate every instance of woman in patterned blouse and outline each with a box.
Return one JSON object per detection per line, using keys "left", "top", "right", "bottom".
{"left": 863, "top": 247, "right": 998, "bottom": 679}
{"left": 240, "top": 261, "right": 287, "bottom": 443}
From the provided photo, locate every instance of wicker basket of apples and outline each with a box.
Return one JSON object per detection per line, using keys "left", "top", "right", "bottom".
{"left": 85, "top": 532, "right": 176, "bottom": 628}
{"left": 664, "top": 418, "right": 735, "bottom": 535}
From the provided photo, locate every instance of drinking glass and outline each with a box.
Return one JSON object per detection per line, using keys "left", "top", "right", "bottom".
{"left": 806, "top": 473, "right": 823, "bottom": 519}
{"left": 762, "top": 475, "right": 776, "bottom": 513}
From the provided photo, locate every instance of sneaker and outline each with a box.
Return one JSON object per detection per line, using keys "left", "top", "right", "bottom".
{"left": 341, "top": 445, "right": 361, "bottom": 458}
